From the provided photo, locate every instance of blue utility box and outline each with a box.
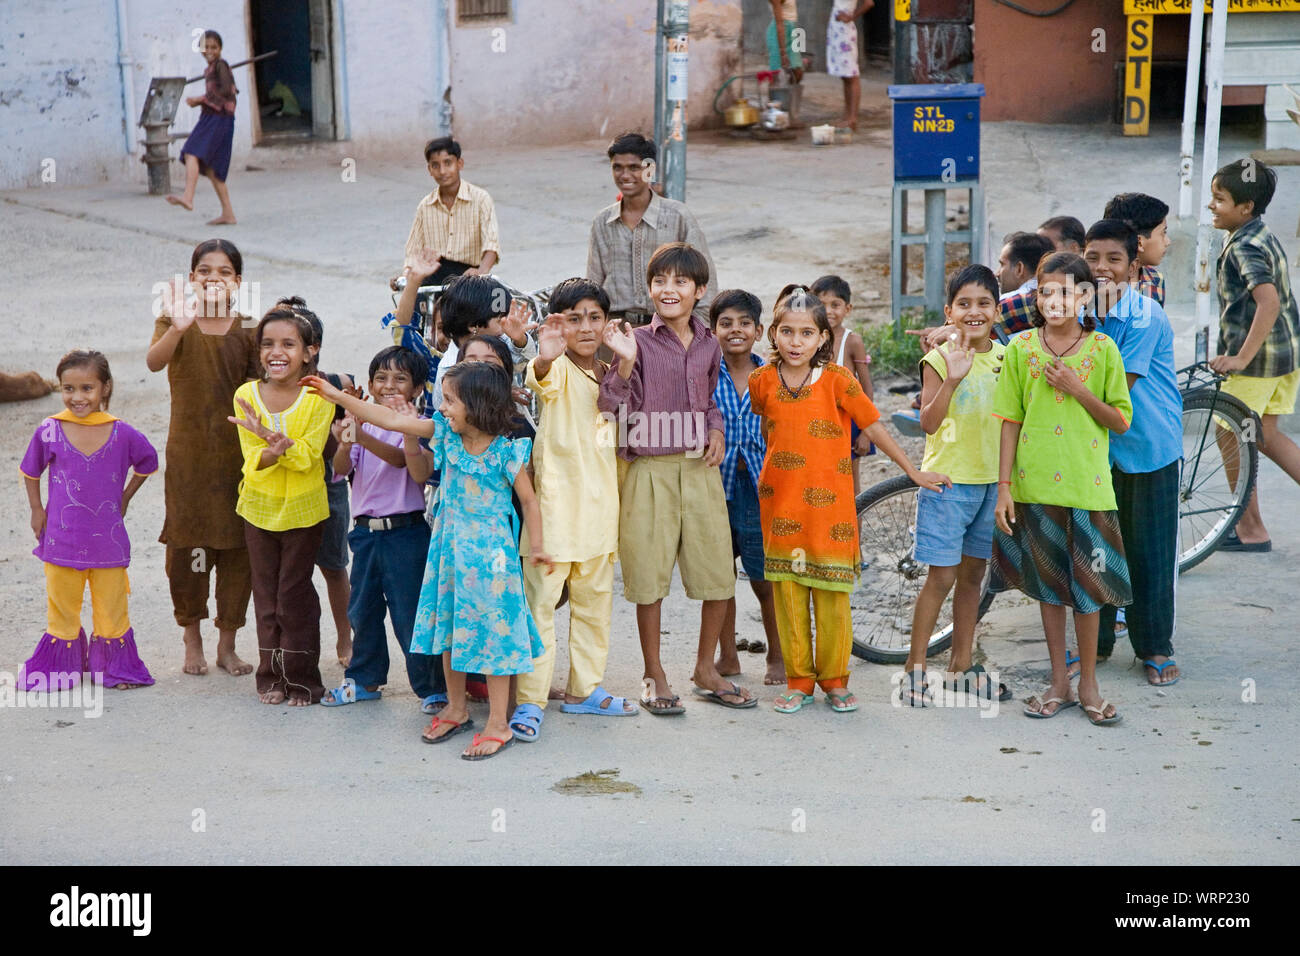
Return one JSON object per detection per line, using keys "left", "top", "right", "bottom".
{"left": 887, "top": 83, "right": 984, "bottom": 182}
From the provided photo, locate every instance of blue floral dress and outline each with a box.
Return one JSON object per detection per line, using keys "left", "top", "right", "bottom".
{"left": 411, "top": 414, "right": 543, "bottom": 675}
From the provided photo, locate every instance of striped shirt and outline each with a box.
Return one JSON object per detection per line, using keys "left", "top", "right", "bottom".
{"left": 597, "top": 314, "right": 725, "bottom": 460}
{"left": 715, "top": 353, "right": 766, "bottom": 499}
{"left": 1139, "top": 264, "right": 1165, "bottom": 306}
{"left": 586, "top": 192, "right": 716, "bottom": 316}
{"left": 403, "top": 180, "right": 501, "bottom": 270}
{"left": 1216, "top": 216, "right": 1300, "bottom": 378}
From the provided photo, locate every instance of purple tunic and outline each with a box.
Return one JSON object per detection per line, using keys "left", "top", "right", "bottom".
{"left": 20, "top": 418, "right": 158, "bottom": 569}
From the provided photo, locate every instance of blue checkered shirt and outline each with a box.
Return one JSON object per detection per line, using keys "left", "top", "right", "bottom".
{"left": 715, "top": 354, "right": 766, "bottom": 499}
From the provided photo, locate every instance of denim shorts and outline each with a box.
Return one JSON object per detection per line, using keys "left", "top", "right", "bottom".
{"left": 914, "top": 482, "right": 998, "bottom": 566}
{"left": 315, "top": 479, "right": 351, "bottom": 571}
{"left": 728, "top": 472, "right": 766, "bottom": 581}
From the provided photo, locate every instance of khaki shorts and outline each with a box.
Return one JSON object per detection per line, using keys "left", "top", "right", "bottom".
{"left": 619, "top": 453, "right": 735, "bottom": 604}
{"left": 1221, "top": 369, "right": 1300, "bottom": 417}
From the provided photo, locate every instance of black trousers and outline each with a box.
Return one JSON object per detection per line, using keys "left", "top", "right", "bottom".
{"left": 1098, "top": 459, "right": 1180, "bottom": 659}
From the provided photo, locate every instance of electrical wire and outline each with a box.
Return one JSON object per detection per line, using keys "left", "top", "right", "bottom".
{"left": 991, "top": 0, "right": 1077, "bottom": 16}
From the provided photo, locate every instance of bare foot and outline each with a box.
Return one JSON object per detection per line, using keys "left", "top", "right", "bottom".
{"left": 166, "top": 194, "right": 193, "bottom": 211}
{"left": 182, "top": 632, "right": 208, "bottom": 676}
{"left": 690, "top": 668, "right": 755, "bottom": 705}
{"left": 260, "top": 689, "right": 286, "bottom": 705}
{"left": 286, "top": 695, "right": 312, "bottom": 707}
{"left": 206, "top": 215, "right": 236, "bottom": 225}
{"left": 715, "top": 653, "right": 742, "bottom": 677}
{"left": 216, "top": 649, "right": 253, "bottom": 676}
{"left": 548, "top": 686, "right": 566, "bottom": 701}
{"left": 110, "top": 682, "right": 144, "bottom": 690}
{"left": 764, "top": 662, "right": 787, "bottom": 685}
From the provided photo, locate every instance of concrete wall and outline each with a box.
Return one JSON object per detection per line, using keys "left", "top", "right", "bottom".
{"left": 448, "top": 0, "right": 743, "bottom": 148}
{"left": 973, "top": 0, "right": 1125, "bottom": 123}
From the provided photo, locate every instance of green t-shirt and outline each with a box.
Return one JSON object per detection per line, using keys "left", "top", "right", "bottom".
{"left": 992, "top": 328, "right": 1132, "bottom": 511}
{"left": 920, "top": 339, "right": 1004, "bottom": 484}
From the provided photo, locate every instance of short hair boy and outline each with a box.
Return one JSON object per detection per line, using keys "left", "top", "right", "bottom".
{"left": 511, "top": 278, "right": 632, "bottom": 740}
{"left": 430, "top": 274, "right": 536, "bottom": 407}
{"left": 1037, "top": 216, "right": 1086, "bottom": 253}
{"left": 1084, "top": 218, "right": 1184, "bottom": 683}
{"left": 401, "top": 135, "right": 501, "bottom": 286}
{"left": 1208, "top": 158, "right": 1300, "bottom": 551}
{"left": 321, "top": 347, "right": 443, "bottom": 710}
{"left": 1104, "top": 192, "right": 1172, "bottom": 305}
{"left": 598, "top": 242, "right": 755, "bottom": 711}
{"left": 708, "top": 289, "right": 785, "bottom": 687}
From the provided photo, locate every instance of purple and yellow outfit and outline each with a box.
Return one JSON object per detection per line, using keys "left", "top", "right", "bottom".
{"left": 19, "top": 411, "right": 158, "bottom": 689}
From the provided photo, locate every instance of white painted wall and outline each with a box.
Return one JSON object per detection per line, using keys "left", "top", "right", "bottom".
{"left": 0, "top": 0, "right": 742, "bottom": 190}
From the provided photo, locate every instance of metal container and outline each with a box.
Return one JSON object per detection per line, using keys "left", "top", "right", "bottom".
{"left": 725, "top": 97, "right": 759, "bottom": 127}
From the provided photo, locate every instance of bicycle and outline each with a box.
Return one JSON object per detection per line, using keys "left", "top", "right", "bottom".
{"left": 849, "top": 360, "right": 1260, "bottom": 664}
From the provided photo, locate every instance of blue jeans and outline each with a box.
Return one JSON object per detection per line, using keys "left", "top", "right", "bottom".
{"left": 344, "top": 519, "right": 443, "bottom": 697}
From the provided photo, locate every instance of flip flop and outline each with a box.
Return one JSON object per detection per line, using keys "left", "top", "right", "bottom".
{"left": 900, "top": 669, "right": 930, "bottom": 708}
{"left": 774, "top": 691, "right": 812, "bottom": 714}
{"left": 692, "top": 681, "right": 757, "bottom": 709}
{"left": 509, "top": 702, "right": 544, "bottom": 741}
{"left": 747, "top": 640, "right": 767, "bottom": 655}
{"left": 421, "top": 693, "right": 448, "bottom": 715}
{"left": 640, "top": 678, "right": 685, "bottom": 716}
{"left": 1219, "top": 532, "right": 1272, "bottom": 552}
{"left": 1065, "top": 649, "right": 1081, "bottom": 682}
{"left": 1143, "top": 659, "right": 1180, "bottom": 686}
{"left": 560, "top": 685, "right": 638, "bottom": 716}
{"left": 944, "top": 665, "right": 1012, "bottom": 702}
{"left": 825, "top": 689, "right": 859, "bottom": 713}
{"left": 1082, "top": 700, "right": 1122, "bottom": 726}
{"left": 1023, "top": 695, "right": 1076, "bottom": 719}
{"left": 735, "top": 638, "right": 751, "bottom": 652}
{"left": 421, "top": 716, "right": 474, "bottom": 744}
{"left": 461, "top": 733, "right": 513, "bottom": 761}
{"left": 465, "top": 678, "right": 489, "bottom": 702}
{"left": 319, "top": 678, "right": 381, "bottom": 707}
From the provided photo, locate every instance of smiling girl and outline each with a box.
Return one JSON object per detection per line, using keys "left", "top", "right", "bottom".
{"left": 20, "top": 352, "right": 158, "bottom": 691}
{"left": 991, "top": 253, "right": 1133, "bottom": 726}
{"left": 167, "top": 29, "right": 238, "bottom": 225}
{"left": 750, "top": 286, "right": 949, "bottom": 715}
{"left": 229, "top": 305, "right": 334, "bottom": 706}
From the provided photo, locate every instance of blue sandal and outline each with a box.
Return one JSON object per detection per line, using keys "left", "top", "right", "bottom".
{"left": 560, "top": 685, "right": 638, "bottom": 716}
{"left": 510, "top": 702, "right": 545, "bottom": 741}
{"left": 319, "top": 678, "right": 381, "bottom": 707}
{"left": 1143, "top": 659, "right": 1180, "bottom": 686}
{"left": 421, "top": 693, "right": 448, "bottom": 715}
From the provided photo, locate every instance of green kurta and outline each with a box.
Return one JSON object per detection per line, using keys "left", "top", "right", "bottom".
{"left": 992, "top": 328, "right": 1132, "bottom": 511}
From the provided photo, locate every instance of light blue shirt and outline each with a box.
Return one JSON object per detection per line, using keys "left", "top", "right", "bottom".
{"left": 1096, "top": 286, "right": 1183, "bottom": 474}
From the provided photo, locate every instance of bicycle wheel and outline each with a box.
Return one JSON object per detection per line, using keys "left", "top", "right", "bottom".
{"left": 850, "top": 476, "right": 994, "bottom": 664}
{"left": 1179, "top": 389, "right": 1258, "bottom": 572}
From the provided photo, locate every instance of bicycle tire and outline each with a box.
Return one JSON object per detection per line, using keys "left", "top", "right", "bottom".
{"left": 850, "top": 475, "right": 992, "bottom": 664}
{"left": 1178, "top": 389, "right": 1259, "bottom": 572}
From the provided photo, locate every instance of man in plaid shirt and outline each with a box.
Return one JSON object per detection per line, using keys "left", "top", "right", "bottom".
{"left": 1208, "top": 159, "right": 1300, "bottom": 551}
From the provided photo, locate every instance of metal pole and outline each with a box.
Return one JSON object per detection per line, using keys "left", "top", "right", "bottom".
{"left": 893, "top": 0, "right": 910, "bottom": 85}
{"left": 653, "top": 0, "right": 665, "bottom": 151}
{"left": 1194, "top": 0, "right": 1228, "bottom": 333}
{"left": 924, "top": 188, "right": 946, "bottom": 316}
{"left": 661, "top": 0, "right": 690, "bottom": 201}
{"left": 1178, "top": 5, "right": 1205, "bottom": 218}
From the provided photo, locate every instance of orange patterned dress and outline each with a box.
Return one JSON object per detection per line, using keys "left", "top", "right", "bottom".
{"left": 748, "top": 363, "right": 880, "bottom": 591}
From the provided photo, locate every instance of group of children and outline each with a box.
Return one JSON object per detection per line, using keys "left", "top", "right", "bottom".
{"left": 17, "top": 157, "right": 1298, "bottom": 754}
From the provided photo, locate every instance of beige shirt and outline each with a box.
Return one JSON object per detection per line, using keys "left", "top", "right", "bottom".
{"left": 586, "top": 192, "right": 716, "bottom": 316}
{"left": 403, "top": 179, "right": 501, "bottom": 269}
{"left": 522, "top": 353, "right": 619, "bottom": 561}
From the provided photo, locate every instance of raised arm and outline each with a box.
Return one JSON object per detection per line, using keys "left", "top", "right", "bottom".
{"left": 302, "top": 375, "right": 436, "bottom": 439}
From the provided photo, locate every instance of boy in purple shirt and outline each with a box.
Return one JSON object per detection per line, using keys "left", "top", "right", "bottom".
{"left": 599, "top": 242, "right": 756, "bottom": 713}
{"left": 320, "top": 347, "right": 443, "bottom": 712}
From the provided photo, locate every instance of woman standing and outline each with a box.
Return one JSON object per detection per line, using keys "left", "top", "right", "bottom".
{"left": 167, "top": 30, "right": 238, "bottom": 225}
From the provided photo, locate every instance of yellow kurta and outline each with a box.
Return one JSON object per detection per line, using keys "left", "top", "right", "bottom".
{"left": 233, "top": 381, "right": 333, "bottom": 531}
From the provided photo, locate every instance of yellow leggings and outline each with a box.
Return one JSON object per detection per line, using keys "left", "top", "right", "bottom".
{"left": 772, "top": 580, "right": 852, "bottom": 695}
{"left": 45, "top": 564, "right": 131, "bottom": 640}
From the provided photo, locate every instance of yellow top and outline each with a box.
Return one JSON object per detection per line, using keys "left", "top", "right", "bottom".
{"left": 233, "top": 380, "right": 333, "bottom": 531}
{"left": 523, "top": 353, "right": 619, "bottom": 561}
{"left": 919, "top": 339, "right": 1004, "bottom": 484}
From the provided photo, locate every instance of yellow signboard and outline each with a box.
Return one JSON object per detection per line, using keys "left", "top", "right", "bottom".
{"left": 895, "top": 0, "right": 911, "bottom": 22}
{"left": 1124, "top": 0, "right": 1300, "bottom": 13}
{"left": 1123, "top": 16, "right": 1154, "bottom": 136}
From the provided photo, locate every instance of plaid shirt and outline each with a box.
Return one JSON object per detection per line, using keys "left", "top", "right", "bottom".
{"left": 715, "top": 354, "right": 765, "bottom": 499}
{"left": 994, "top": 289, "right": 1036, "bottom": 342}
{"left": 1139, "top": 264, "right": 1165, "bottom": 306}
{"left": 1217, "top": 217, "right": 1300, "bottom": 378}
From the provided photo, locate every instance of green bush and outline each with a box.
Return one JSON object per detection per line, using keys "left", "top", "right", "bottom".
{"left": 858, "top": 311, "right": 941, "bottom": 377}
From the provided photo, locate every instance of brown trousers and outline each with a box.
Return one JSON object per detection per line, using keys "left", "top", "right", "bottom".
{"left": 165, "top": 546, "right": 252, "bottom": 630}
{"left": 244, "top": 520, "right": 326, "bottom": 702}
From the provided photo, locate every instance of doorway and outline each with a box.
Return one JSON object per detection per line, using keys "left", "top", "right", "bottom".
{"left": 249, "top": 0, "right": 336, "bottom": 142}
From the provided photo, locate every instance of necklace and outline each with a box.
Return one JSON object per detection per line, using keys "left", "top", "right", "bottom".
{"left": 1041, "top": 326, "right": 1084, "bottom": 359}
{"left": 777, "top": 362, "right": 814, "bottom": 398}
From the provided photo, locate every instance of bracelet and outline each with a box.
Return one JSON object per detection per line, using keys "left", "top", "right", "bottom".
{"left": 998, "top": 480, "right": 1012, "bottom": 485}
